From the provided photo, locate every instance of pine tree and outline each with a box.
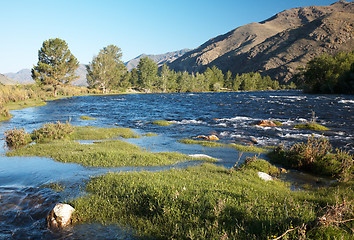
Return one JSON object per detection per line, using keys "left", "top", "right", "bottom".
{"left": 32, "top": 38, "right": 79, "bottom": 96}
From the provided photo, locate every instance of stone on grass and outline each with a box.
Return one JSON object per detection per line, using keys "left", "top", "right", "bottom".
{"left": 257, "top": 172, "right": 273, "bottom": 182}
{"left": 47, "top": 203, "right": 75, "bottom": 230}
{"left": 189, "top": 154, "right": 215, "bottom": 159}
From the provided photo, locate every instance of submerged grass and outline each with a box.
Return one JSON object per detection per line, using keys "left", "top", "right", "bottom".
{"left": 152, "top": 120, "right": 174, "bottom": 126}
{"left": 80, "top": 116, "right": 97, "bottom": 120}
{"left": 71, "top": 163, "right": 353, "bottom": 239}
{"left": 179, "top": 139, "right": 268, "bottom": 153}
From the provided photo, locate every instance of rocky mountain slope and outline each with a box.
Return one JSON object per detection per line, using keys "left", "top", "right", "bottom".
{"left": 125, "top": 49, "right": 190, "bottom": 71}
{"left": 4, "top": 69, "right": 33, "bottom": 84}
{"left": 168, "top": 1, "right": 354, "bottom": 82}
{"left": 0, "top": 73, "right": 16, "bottom": 85}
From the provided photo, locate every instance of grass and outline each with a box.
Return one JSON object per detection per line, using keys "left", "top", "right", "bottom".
{"left": 71, "top": 162, "right": 353, "bottom": 239}
{"left": 70, "top": 126, "right": 140, "bottom": 140}
{"left": 152, "top": 120, "right": 174, "bottom": 126}
{"left": 7, "top": 140, "right": 206, "bottom": 167}
{"left": 179, "top": 139, "right": 268, "bottom": 153}
{"left": 294, "top": 123, "right": 330, "bottom": 131}
{"left": 80, "top": 116, "right": 97, "bottom": 120}
{"left": 6, "top": 124, "right": 216, "bottom": 167}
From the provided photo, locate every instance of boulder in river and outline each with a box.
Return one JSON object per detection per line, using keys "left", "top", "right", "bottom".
{"left": 47, "top": 203, "right": 75, "bottom": 230}
{"left": 253, "top": 120, "right": 277, "bottom": 127}
{"left": 195, "top": 135, "right": 220, "bottom": 140}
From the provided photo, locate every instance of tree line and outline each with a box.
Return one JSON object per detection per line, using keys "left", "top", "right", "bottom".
{"left": 31, "top": 38, "right": 287, "bottom": 95}
{"left": 295, "top": 51, "right": 354, "bottom": 94}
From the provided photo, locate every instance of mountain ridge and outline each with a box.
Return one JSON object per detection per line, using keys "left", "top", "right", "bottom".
{"left": 168, "top": 0, "right": 354, "bottom": 82}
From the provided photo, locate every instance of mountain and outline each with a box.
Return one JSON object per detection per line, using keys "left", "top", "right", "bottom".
{"left": 3, "top": 65, "right": 88, "bottom": 86}
{"left": 124, "top": 49, "right": 190, "bottom": 71}
{"left": 168, "top": 1, "right": 354, "bottom": 82}
{"left": 0, "top": 74, "right": 16, "bottom": 85}
{"left": 4, "top": 69, "right": 34, "bottom": 84}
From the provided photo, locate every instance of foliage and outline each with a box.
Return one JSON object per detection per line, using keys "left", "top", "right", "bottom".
{"left": 71, "top": 163, "right": 353, "bottom": 239}
{"left": 294, "top": 122, "right": 329, "bottom": 131}
{"left": 3, "top": 127, "right": 32, "bottom": 148}
{"left": 152, "top": 120, "right": 174, "bottom": 126}
{"left": 179, "top": 139, "right": 268, "bottom": 153}
{"left": 31, "top": 121, "right": 74, "bottom": 143}
{"left": 268, "top": 136, "right": 353, "bottom": 181}
{"left": 86, "top": 45, "right": 128, "bottom": 93}
{"left": 137, "top": 56, "right": 158, "bottom": 91}
{"left": 31, "top": 38, "right": 79, "bottom": 96}
{"left": 295, "top": 51, "right": 354, "bottom": 94}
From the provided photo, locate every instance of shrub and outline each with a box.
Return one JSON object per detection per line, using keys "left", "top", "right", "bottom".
{"left": 31, "top": 121, "right": 74, "bottom": 142}
{"left": 4, "top": 127, "right": 32, "bottom": 148}
{"left": 269, "top": 136, "right": 353, "bottom": 181}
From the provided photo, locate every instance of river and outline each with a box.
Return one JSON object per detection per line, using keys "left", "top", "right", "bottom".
{"left": 0, "top": 90, "right": 353, "bottom": 239}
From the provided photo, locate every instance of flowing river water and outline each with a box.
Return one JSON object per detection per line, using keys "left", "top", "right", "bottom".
{"left": 0, "top": 90, "right": 353, "bottom": 239}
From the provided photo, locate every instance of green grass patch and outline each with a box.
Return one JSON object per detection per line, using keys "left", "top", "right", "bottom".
{"left": 294, "top": 123, "right": 329, "bottom": 131}
{"left": 71, "top": 163, "right": 353, "bottom": 239}
{"left": 6, "top": 140, "right": 215, "bottom": 167}
{"left": 143, "top": 132, "right": 159, "bottom": 137}
{"left": 80, "top": 116, "right": 97, "bottom": 120}
{"left": 42, "top": 182, "right": 66, "bottom": 192}
{"left": 179, "top": 139, "right": 268, "bottom": 153}
{"left": 70, "top": 126, "right": 140, "bottom": 140}
{"left": 152, "top": 120, "right": 174, "bottom": 126}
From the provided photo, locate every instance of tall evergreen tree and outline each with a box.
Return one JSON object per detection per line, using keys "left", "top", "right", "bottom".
{"left": 31, "top": 38, "right": 79, "bottom": 96}
{"left": 86, "top": 45, "right": 127, "bottom": 93}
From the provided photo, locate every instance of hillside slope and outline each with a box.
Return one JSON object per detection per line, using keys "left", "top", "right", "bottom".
{"left": 0, "top": 74, "right": 16, "bottom": 85}
{"left": 168, "top": 1, "right": 354, "bottom": 82}
{"left": 125, "top": 49, "right": 190, "bottom": 71}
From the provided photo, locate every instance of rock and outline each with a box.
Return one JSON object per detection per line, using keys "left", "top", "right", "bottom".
{"left": 280, "top": 168, "right": 287, "bottom": 173}
{"left": 47, "top": 203, "right": 75, "bottom": 230}
{"left": 257, "top": 172, "right": 273, "bottom": 182}
{"left": 253, "top": 120, "right": 277, "bottom": 127}
{"left": 195, "top": 135, "right": 220, "bottom": 140}
{"left": 205, "top": 135, "right": 219, "bottom": 140}
{"left": 189, "top": 154, "right": 215, "bottom": 159}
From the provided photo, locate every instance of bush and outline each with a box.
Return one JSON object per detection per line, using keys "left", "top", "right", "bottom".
{"left": 31, "top": 121, "right": 74, "bottom": 142}
{"left": 269, "top": 136, "right": 353, "bottom": 181}
{"left": 4, "top": 127, "right": 32, "bottom": 148}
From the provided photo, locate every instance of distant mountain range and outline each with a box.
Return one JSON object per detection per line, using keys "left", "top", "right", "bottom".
{"left": 168, "top": 0, "right": 354, "bottom": 82}
{"left": 0, "top": 73, "right": 17, "bottom": 85}
{"left": 1, "top": 49, "right": 191, "bottom": 85}
{"left": 2, "top": 1, "right": 353, "bottom": 85}
{"left": 124, "top": 49, "right": 190, "bottom": 71}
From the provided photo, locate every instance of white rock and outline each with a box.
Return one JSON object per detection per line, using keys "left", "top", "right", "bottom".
{"left": 47, "top": 203, "right": 75, "bottom": 229}
{"left": 257, "top": 172, "right": 273, "bottom": 182}
{"left": 188, "top": 154, "right": 215, "bottom": 159}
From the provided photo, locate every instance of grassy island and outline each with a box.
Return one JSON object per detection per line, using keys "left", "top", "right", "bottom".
{"left": 294, "top": 122, "right": 330, "bottom": 131}
{"left": 5, "top": 122, "right": 216, "bottom": 167}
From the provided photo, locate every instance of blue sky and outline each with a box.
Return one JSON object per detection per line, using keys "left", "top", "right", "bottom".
{"left": 0, "top": 0, "right": 341, "bottom": 73}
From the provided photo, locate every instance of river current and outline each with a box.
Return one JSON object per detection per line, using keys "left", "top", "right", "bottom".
{"left": 0, "top": 90, "right": 353, "bottom": 239}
